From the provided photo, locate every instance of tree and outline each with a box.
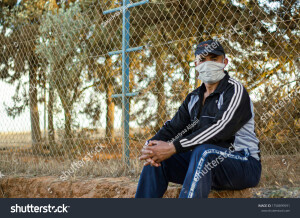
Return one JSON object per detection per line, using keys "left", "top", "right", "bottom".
{"left": 0, "top": 0, "right": 46, "bottom": 153}
{"left": 127, "top": 0, "right": 299, "bottom": 151}
{"left": 36, "top": 1, "right": 91, "bottom": 149}
{"left": 82, "top": 0, "right": 124, "bottom": 143}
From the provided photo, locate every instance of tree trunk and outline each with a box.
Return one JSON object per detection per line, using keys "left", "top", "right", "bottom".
{"left": 155, "top": 50, "right": 167, "bottom": 132}
{"left": 104, "top": 57, "right": 115, "bottom": 143}
{"left": 48, "top": 83, "right": 55, "bottom": 146}
{"left": 64, "top": 105, "right": 73, "bottom": 149}
{"left": 56, "top": 86, "right": 73, "bottom": 151}
{"left": 171, "top": 43, "right": 191, "bottom": 97}
{"left": 29, "top": 61, "right": 42, "bottom": 154}
{"left": 106, "top": 82, "right": 115, "bottom": 143}
{"left": 182, "top": 63, "right": 190, "bottom": 97}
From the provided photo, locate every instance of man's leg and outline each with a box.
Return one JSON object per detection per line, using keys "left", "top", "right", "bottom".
{"left": 135, "top": 150, "right": 191, "bottom": 198}
{"left": 179, "top": 144, "right": 261, "bottom": 198}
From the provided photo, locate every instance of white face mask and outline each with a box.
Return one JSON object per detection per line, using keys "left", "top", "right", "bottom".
{"left": 195, "top": 61, "right": 226, "bottom": 84}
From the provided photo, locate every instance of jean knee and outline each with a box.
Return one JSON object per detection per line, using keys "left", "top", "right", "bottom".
{"left": 160, "top": 154, "right": 189, "bottom": 184}
{"left": 160, "top": 156, "right": 175, "bottom": 176}
{"left": 191, "top": 144, "right": 218, "bottom": 158}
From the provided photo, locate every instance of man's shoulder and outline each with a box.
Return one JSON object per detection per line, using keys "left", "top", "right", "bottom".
{"left": 224, "top": 77, "right": 249, "bottom": 95}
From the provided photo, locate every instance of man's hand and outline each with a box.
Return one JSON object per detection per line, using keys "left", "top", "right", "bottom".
{"left": 139, "top": 140, "right": 176, "bottom": 167}
{"left": 139, "top": 141, "right": 160, "bottom": 167}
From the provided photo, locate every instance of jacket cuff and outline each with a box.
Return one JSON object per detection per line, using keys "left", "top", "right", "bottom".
{"left": 173, "top": 139, "right": 185, "bottom": 153}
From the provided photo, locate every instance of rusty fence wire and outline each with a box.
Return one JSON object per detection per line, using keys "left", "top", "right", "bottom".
{"left": 0, "top": 0, "right": 299, "bottom": 187}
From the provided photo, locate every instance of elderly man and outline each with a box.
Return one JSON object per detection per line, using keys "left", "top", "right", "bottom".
{"left": 135, "top": 40, "right": 261, "bottom": 198}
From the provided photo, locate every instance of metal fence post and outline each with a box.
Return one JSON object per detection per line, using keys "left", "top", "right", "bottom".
{"left": 103, "top": 0, "right": 149, "bottom": 168}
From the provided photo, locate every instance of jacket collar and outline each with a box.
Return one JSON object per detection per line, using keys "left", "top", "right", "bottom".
{"left": 191, "top": 70, "right": 230, "bottom": 95}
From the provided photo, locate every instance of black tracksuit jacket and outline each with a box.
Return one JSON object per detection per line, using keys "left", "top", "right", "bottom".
{"left": 147, "top": 71, "right": 258, "bottom": 155}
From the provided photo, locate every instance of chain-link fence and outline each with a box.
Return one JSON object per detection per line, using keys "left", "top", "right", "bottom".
{"left": 0, "top": 0, "right": 299, "bottom": 188}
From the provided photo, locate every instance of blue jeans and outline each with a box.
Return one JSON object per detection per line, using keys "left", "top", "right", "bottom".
{"left": 135, "top": 144, "right": 261, "bottom": 198}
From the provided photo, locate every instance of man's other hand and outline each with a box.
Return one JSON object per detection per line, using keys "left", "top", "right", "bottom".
{"left": 139, "top": 140, "right": 176, "bottom": 167}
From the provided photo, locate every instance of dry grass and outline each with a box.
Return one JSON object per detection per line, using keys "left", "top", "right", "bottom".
{"left": 0, "top": 143, "right": 144, "bottom": 180}
{"left": 0, "top": 132, "right": 299, "bottom": 188}
{"left": 259, "top": 153, "right": 300, "bottom": 187}
{"left": 1, "top": 151, "right": 299, "bottom": 188}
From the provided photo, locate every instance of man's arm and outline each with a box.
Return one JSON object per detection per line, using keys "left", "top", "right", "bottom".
{"left": 140, "top": 94, "right": 192, "bottom": 167}
{"left": 145, "top": 93, "right": 192, "bottom": 145}
{"left": 173, "top": 80, "right": 252, "bottom": 153}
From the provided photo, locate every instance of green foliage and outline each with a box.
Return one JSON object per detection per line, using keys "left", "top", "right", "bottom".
{"left": 0, "top": 0, "right": 299, "bottom": 152}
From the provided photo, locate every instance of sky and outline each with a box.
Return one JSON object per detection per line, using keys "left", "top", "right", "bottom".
{"left": 0, "top": 81, "right": 33, "bottom": 132}
{"left": 0, "top": 79, "right": 124, "bottom": 133}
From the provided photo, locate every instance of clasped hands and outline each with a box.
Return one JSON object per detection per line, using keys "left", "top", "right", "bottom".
{"left": 139, "top": 140, "right": 176, "bottom": 167}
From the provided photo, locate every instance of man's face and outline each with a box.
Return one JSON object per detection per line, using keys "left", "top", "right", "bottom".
{"left": 194, "top": 53, "right": 227, "bottom": 67}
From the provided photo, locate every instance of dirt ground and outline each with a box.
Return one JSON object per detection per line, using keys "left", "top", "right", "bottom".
{"left": 0, "top": 176, "right": 255, "bottom": 198}
{"left": 0, "top": 137, "right": 299, "bottom": 198}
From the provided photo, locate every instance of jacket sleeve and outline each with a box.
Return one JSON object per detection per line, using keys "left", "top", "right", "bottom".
{"left": 144, "top": 94, "right": 192, "bottom": 146}
{"left": 173, "top": 81, "right": 252, "bottom": 153}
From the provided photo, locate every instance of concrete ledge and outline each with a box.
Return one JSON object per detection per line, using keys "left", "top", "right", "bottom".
{"left": 0, "top": 176, "right": 252, "bottom": 198}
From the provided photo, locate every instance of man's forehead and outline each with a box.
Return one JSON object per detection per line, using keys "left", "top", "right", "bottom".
{"left": 204, "top": 53, "right": 219, "bottom": 57}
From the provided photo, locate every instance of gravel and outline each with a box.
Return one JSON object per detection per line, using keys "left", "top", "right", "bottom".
{"left": 251, "top": 186, "right": 300, "bottom": 198}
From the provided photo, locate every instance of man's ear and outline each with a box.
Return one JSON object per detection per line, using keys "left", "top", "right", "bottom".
{"left": 224, "top": 57, "right": 229, "bottom": 67}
